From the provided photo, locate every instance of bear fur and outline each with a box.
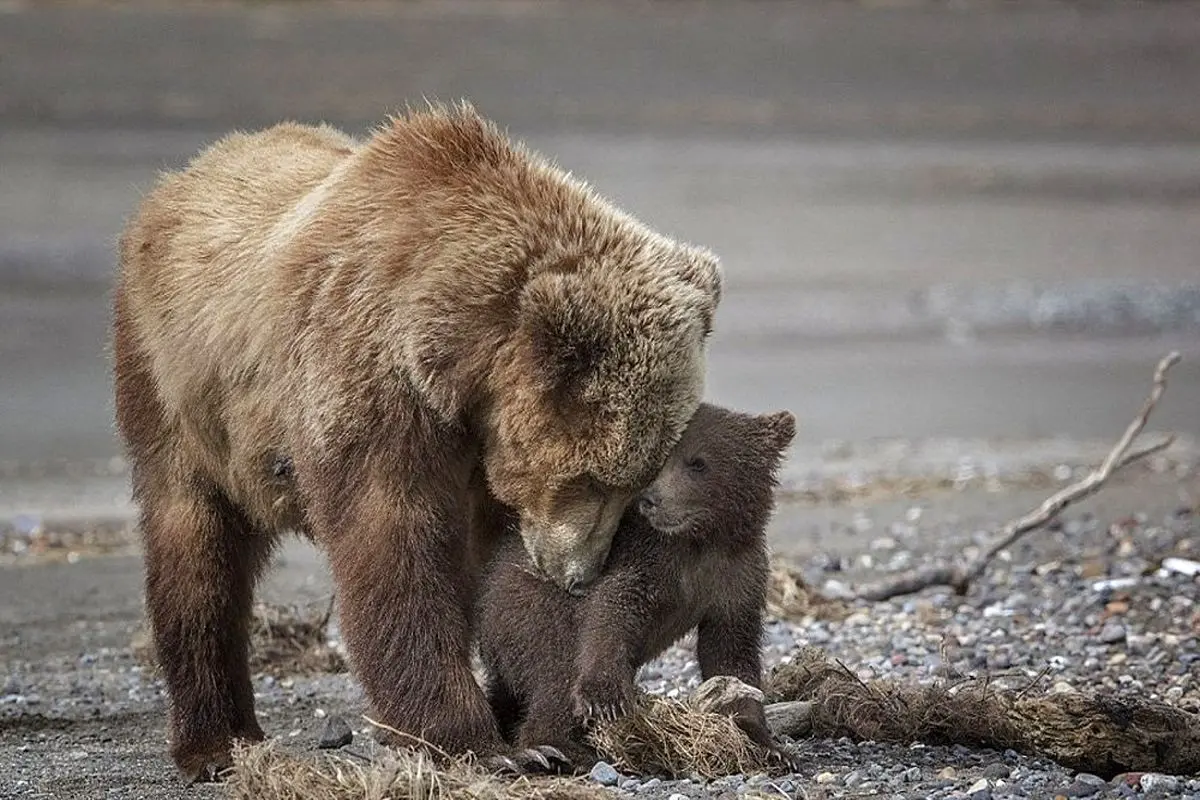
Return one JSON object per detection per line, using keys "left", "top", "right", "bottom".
{"left": 475, "top": 403, "right": 796, "bottom": 767}
{"left": 111, "top": 103, "right": 722, "bottom": 779}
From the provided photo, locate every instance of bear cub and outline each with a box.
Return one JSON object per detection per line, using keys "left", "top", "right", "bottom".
{"left": 475, "top": 403, "right": 796, "bottom": 768}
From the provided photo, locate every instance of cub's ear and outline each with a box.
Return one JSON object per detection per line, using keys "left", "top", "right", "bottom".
{"left": 760, "top": 410, "right": 797, "bottom": 452}
{"left": 518, "top": 272, "right": 610, "bottom": 401}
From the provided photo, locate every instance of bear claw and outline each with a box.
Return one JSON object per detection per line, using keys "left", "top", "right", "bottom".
{"left": 181, "top": 758, "right": 233, "bottom": 785}
{"left": 484, "top": 746, "right": 571, "bottom": 776}
{"left": 483, "top": 754, "right": 523, "bottom": 775}
{"left": 572, "top": 673, "right": 635, "bottom": 726}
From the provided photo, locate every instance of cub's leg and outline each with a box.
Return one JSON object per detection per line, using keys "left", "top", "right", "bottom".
{"left": 485, "top": 674, "right": 523, "bottom": 743}
{"left": 515, "top": 694, "right": 597, "bottom": 770}
{"left": 697, "top": 603, "right": 798, "bottom": 768}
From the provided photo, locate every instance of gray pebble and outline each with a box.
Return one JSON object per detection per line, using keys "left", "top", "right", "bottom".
{"left": 640, "top": 778, "right": 661, "bottom": 791}
{"left": 589, "top": 760, "right": 620, "bottom": 786}
{"left": 1075, "top": 773, "right": 1106, "bottom": 787}
{"left": 1098, "top": 622, "right": 1127, "bottom": 644}
{"left": 982, "top": 763, "right": 1011, "bottom": 779}
{"left": 667, "top": 794, "right": 689, "bottom": 800}
{"left": 316, "top": 714, "right": 353, "bottom": 749}
{"left": 1065, "top": 778, "right": 1101, "bottom": 797}
{"left": 904, "top": 766, "right": 922, "bottom": 782}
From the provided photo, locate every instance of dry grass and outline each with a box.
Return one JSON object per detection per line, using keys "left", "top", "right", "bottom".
{"left": 768, "top": 646, "right": 1200, "bottom": 778}
{"left": 226, "top": 741, "right": 608, "bottom": 800}
{"left": 131, "top": 600, "right": 345, "bottom": 677}
{"left": 588, "top": 694, "right": 774, "bottom": 779}
{"left": 765, "top": 558, "right": 849, "bottom": 622}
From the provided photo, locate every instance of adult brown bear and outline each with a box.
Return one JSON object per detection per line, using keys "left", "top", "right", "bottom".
{"left": 111, "top": 104, "right": 722, "bottom": 780}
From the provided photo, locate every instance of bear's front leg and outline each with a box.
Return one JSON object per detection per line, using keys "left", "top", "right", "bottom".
{"left": 312, "top": 471, "right": 568, "bottom": 775}
{"left": 320, "top": 493, "right": 505, "bottom": 758}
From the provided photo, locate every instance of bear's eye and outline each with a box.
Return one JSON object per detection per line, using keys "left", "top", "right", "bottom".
{"left": 685, "top": 456, "right": 707, "bottom": 475}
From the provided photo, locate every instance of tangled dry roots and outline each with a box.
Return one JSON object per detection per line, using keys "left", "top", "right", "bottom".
{"left": 588, "top": 695, "right": 773, "bottom": 779}
{"left": 226, "top": 741, "right": 608, "bottom": 800}
{"left": 132, "top": 602, "right": 345, "bottom": 677}
{"left": 765, "top": 559, "right": 849, "bottom": 622}
{"left": 768, "top": 646, "right": 1200, "bottom": 778}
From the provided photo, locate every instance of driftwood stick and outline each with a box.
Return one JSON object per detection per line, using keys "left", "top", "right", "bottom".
{"left": 764, "top": 701, "right": 813, "bottom": 739}
{"left": 768, "top": 646, "right": 1200, "bottom": 778}
{"left": 858, "top": 352, "right": 1181, "bottom": 602}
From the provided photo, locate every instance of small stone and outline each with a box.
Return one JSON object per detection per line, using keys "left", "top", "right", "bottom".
{"left": 1098, "top": 622, "right": 1127, "bottom": 644}
{"left": 640, "top": 778, "right": 661, "bottom": 791}
{"left": 844, "top": 770, "right": 865, "bottom": 787}
{"left": 938, "top": 766, "right": 958, "bottom": 780}
{"left": 317, "top": 715, "right": 353, "bottom": 749}
{"left": 983, "top": 763, "right": 1011, "bottom": 779}
{"left": 1139, "top": 773, "right": 1179, "bottom": 793}
{"left": 667, "top": 794, "right": 689, "bottom": 800}
{"left": 967, "top": 778, "right": 990, "bottom": 793}
{"left": 1065, "top": 779, "right": 1101, "bottom": 797}
{"left": 815, "top": 771, "right": 837, "bottom": 784}
{"left": 589, "top": 761, "right": 620, "bottom": 786}
{"left": 904, "top": 766, "right": 922, "bottom": 782}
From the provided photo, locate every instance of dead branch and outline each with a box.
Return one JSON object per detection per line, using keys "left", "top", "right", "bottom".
{"left": 857, "top": 351, "right": 1181, "bottom": 602}
{"left": 767, "top": 647, "right": 1200, "bottom": 778}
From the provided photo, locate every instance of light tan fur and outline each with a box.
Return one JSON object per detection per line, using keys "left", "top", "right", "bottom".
{"left": 113, "top": 103, "right": 721, "bottom": 778}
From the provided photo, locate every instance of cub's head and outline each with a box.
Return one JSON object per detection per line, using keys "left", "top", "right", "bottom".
{"left": 483, "top": 242, "right": 721, "bottom": 593}
{"left": 638, "top": 404, "right": 796, "bottom": 538}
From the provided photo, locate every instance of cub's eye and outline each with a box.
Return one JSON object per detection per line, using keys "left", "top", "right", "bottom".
{"left": 685, "top": 456, "right": 707, "bottom": 475}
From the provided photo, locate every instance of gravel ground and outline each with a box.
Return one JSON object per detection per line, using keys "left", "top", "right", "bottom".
{"left": 2, "top": 457, "right": 1198, "bottom": 800}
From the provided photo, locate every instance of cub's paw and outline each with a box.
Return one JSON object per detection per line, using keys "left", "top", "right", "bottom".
{"left": 764, "top": 742, "right": 803, "bottom": 774}
{"left": 572, "top": 672, "right": 636, "bottom": 725}
{"left": 483, "top": 746, "right": 572, "bottom": 775}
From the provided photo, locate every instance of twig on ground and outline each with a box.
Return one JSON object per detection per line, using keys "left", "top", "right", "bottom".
{"left": 857, "top": 351, "right": 1181, "bottom": 601}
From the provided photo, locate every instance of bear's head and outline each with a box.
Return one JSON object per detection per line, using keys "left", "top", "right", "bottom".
{"left": 482, "top": 242, "right": 722, "bottom": 592}
{"left": 638, "top": 403, "right": 796, "bottom": 538}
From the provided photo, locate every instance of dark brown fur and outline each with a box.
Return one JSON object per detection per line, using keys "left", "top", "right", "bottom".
{"left": 475, "top": 404, "right": 796, "bottom": 766}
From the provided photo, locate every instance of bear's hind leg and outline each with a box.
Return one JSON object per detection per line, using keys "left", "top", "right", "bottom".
{"left": 141, "top": 478, "right": 275, "bottom": 781}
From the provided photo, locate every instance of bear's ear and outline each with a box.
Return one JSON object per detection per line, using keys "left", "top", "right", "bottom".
{"left": 674, "top": 247, "right": 723, "bottom": 336}
{"left": 518, "top": 272, "right": 610, "bottom": 401}
{"left": 678, "top": 247, "right": 723, "bottom": 303}
{"left": 759, "top": 410, "right": 797, "bottom": 452}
